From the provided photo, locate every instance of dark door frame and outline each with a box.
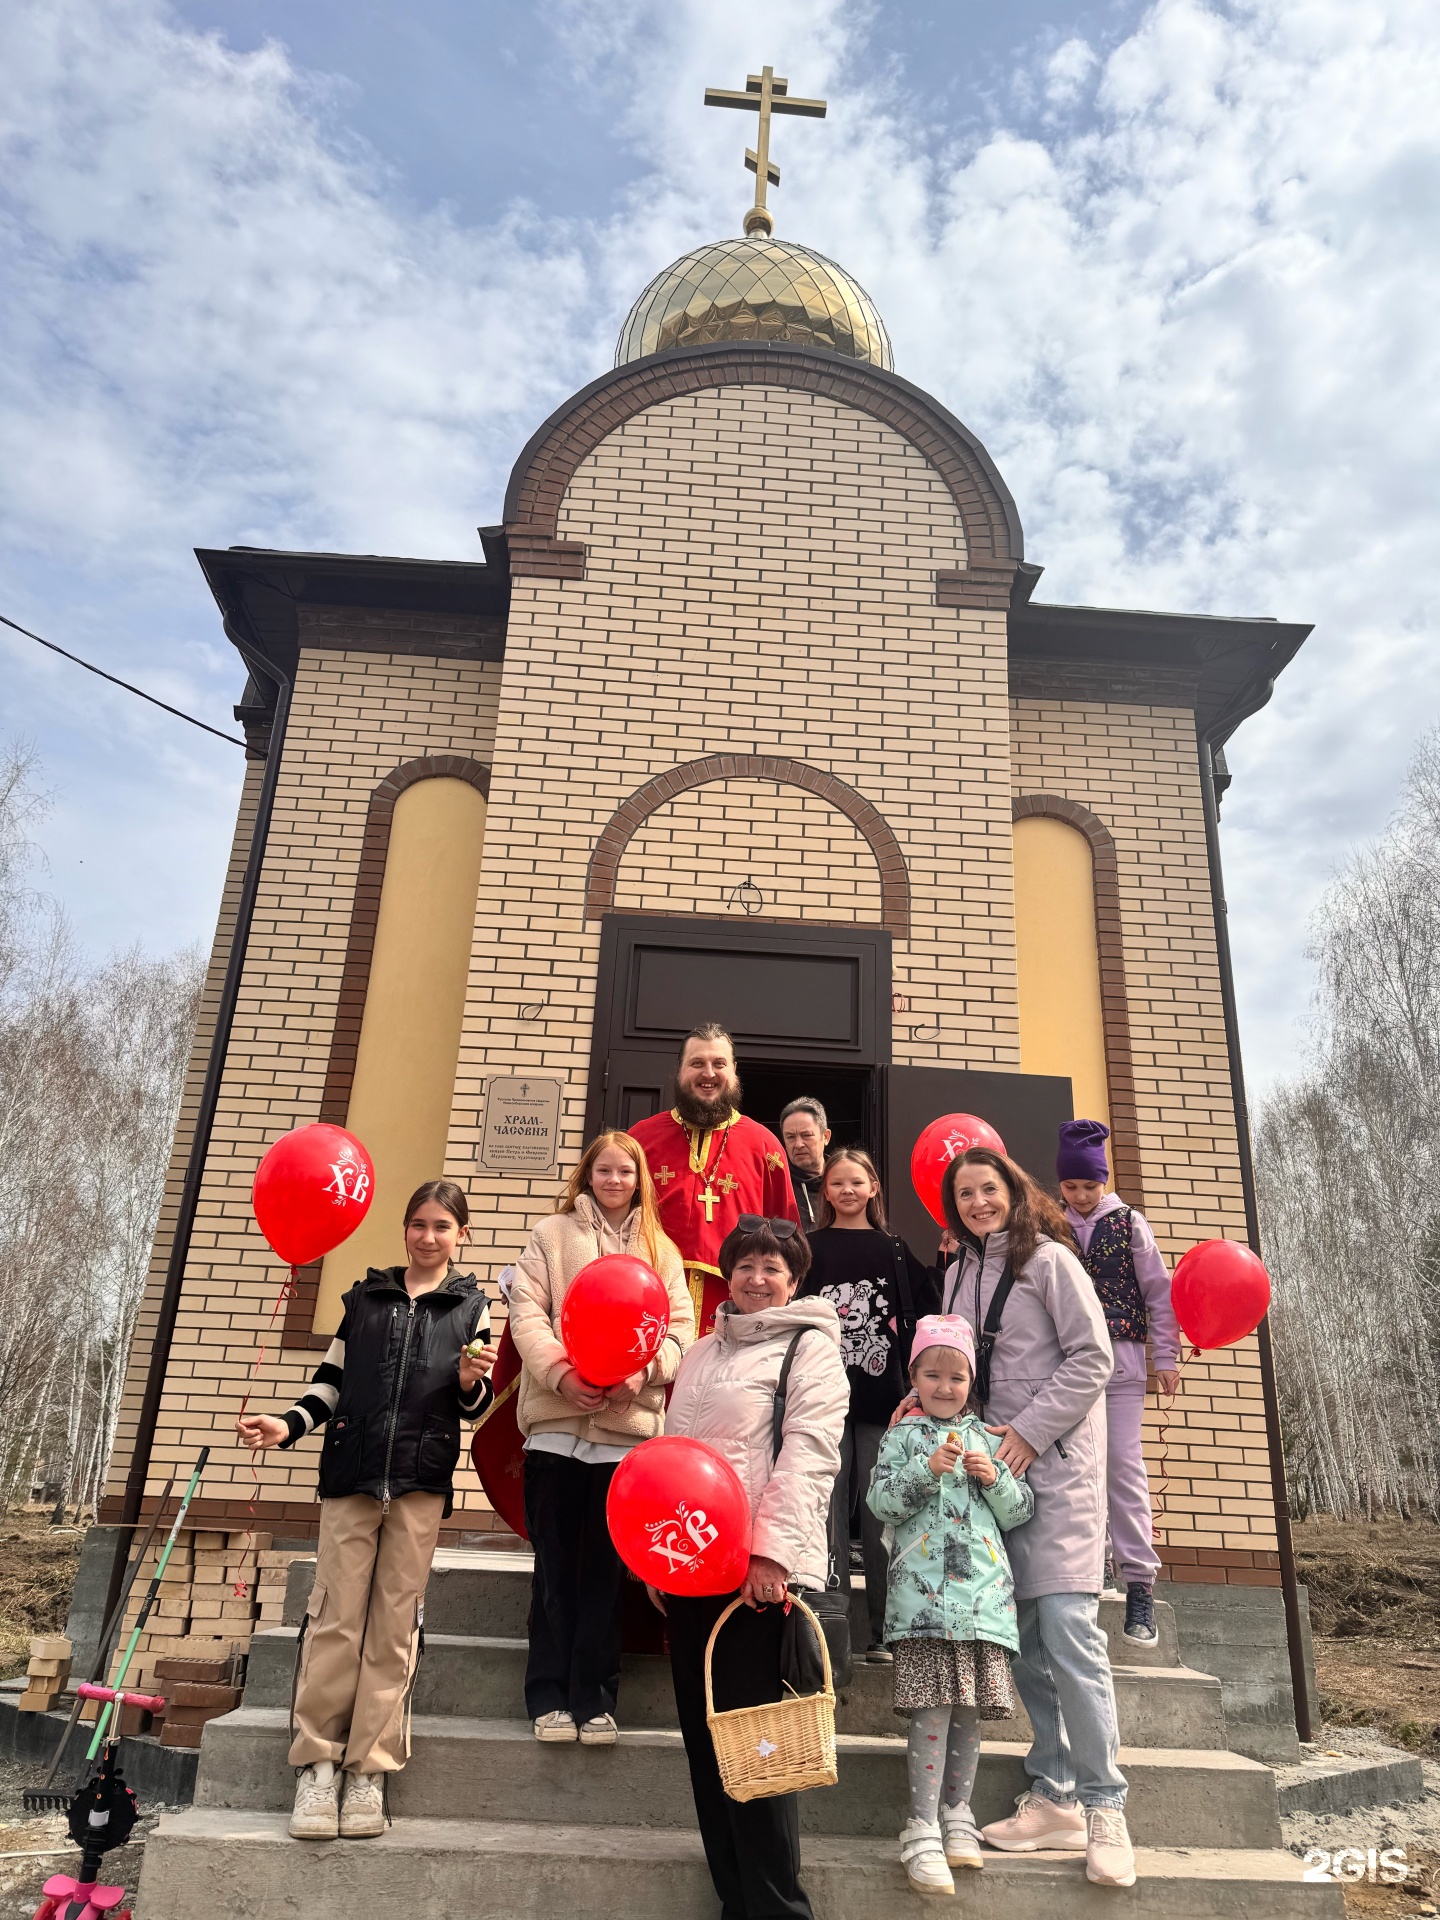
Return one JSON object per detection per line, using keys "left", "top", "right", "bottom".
{"left": 585, "top": 914, "right": 893, "bottom": 1135}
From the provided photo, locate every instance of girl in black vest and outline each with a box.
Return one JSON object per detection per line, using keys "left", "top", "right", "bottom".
{"left": 799, "top": 1149, "right": 939, "bottom": 1662}
{"left": 1056, "top": 1121, "right": 1180, "bottom": 1646}
{"left": 238, "top": 1179, "right": 494, "bottom": 1842}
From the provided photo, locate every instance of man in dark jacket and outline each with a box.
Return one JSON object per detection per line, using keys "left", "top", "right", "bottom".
{"left": 780, "top": 1096, "right": 831, "bottom": 1234}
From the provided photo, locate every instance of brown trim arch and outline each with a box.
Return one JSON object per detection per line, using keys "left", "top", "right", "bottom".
{"left": 282, "top": 754, "right": 491, "bottom": 1350}
{"left": 587, "top": 755, "right": 911, "bottom": 940}
{"left": 1012, "top": 795, "right": 1144, "bottom": 1207}
{"left": 502, "top": 343, "right": 1023, "bottom": 606}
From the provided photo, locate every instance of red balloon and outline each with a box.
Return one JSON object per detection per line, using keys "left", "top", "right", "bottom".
{"left": 910, "top": 1114, "right": 1007, "bottom": 1227}
{"left": 606, "top": 1436, "right": 751, "bottom": 1595}
{"left": 559, "top": 1255, "right": 672, "bottom": 1388}
{"left": 1172, "top": 1239, "right": 1272, "bottom": 1349}
{"left": 252, "top": 1123, "right": 375, "bottom": 1267}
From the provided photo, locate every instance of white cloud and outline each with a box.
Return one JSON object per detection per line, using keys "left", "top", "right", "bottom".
{"left": 2, "top": 0, "right": 1438, "bottom": 1086}
{"left": 1045, "top": 36, "right": 1099, "bottom": 105}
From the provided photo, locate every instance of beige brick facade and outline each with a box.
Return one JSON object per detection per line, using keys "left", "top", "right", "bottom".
{"left": 1011, "top": 697, "right": 1276, "bottom": 1573}
{"left": 106, "top": 646, "right": 503, "bottom": 1525}
{"left": 445, "top": 385, "right": 1020, "bottom": 1285}
{"left": 107, "top": 375, "right": 1282, "bottom": 1573}
{"left": 613, "top": 778, "right": 885, "bottom": 924}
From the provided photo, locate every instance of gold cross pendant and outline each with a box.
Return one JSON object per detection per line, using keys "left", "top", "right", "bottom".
{"left": 699, "top": 1186, "right": 719, "bottom": 1223}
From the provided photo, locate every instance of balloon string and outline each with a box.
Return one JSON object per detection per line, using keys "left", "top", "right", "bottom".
{"left": 1149, "top": 1346, "right": 1197, "bottom": 1537}
{"left": 234, "top": 1265, "right": 300, "bottom": 1597}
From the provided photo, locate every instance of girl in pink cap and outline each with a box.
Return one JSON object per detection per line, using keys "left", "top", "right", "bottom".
{"left": 867, "top": 1313, "right": 1033, "bottom": 1895}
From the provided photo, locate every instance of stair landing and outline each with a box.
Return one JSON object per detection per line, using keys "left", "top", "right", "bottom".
{"left": 142, "top": 1809, "right": 1343, "bottom": 1920}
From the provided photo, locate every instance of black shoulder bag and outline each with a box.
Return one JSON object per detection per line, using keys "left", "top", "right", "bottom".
{"left": 772, "top": 1330, "right": 854, "bottom": 1690}
{"left": 973, "top": 1259, "right": 1017, "bottom": 1413}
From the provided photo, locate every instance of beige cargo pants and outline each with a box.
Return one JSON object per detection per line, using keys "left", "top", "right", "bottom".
{"left": 288, "top": 1490, "right": 445, "bottom": 1774}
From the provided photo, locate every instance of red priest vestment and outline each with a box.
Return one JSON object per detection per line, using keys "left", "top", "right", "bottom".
{"left": 629, "top": 1109, "right": 799, "bottom": 1336}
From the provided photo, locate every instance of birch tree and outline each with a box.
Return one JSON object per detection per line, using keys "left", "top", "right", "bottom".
{"left": 0, "top": 739, "right": 201, "bottom": 1516}
{"left": 1258, "top": 728, "right": 1440, "bottom": 1518}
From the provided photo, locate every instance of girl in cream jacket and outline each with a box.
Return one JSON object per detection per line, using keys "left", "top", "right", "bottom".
{"left": 507, "top": 1132, "right": 693, "bottom": 1746}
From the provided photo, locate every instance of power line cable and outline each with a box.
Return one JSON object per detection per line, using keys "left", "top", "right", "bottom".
{"left": 1, "top": 611, "right": 247, "bottom": 748}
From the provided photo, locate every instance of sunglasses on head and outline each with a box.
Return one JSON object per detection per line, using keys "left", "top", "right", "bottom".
{"left": 735, "top": 1214, "right": 800, "bottom": 1241}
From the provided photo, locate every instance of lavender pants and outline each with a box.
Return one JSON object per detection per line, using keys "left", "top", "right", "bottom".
{"left": 1106, "top": 1341, "right": 1159, "bottom": 1585}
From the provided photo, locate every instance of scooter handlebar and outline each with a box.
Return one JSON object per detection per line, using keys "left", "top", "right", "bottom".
{"left": 76, "top": 1682, "right": 166, "bottom": 1712}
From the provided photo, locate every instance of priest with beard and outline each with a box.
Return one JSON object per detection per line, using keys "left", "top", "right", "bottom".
{"left": 630, "top": 1024, "right": 799, "bottom": 1338}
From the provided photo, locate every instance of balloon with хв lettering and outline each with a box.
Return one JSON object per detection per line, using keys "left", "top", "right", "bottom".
{"left": 910, "top": 1113, "right": 1007, "bottom": 1228}
{"left": 606, "top": 1436, "right": 751, "bottom": 1595}
{"left": 252, "top": 1123, "right": 375, "bottom": 1267}
{"left": 559, "top": 1253, "right": 671, "bottom": 1388}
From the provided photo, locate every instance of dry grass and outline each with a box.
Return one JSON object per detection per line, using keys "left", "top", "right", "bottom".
{"left": 0, "top": 1511, "right": 83, "bottom": 1681}
{"left": 1296, "top": 1515, "right": 1440, "bottom": 1757}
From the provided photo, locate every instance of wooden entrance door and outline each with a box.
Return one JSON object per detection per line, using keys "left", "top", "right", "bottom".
{"left": 585, "top": 915, "right": 892, "bottom": 1135}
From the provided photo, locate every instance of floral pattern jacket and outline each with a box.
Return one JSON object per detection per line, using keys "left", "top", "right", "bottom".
{"left": 866, "top": 1412, "right": 1034, "bottom": 1651}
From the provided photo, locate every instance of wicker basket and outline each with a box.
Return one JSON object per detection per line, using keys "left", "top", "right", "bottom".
{"left": 704, "top": 1596, "right": 838, "bottom": 1803}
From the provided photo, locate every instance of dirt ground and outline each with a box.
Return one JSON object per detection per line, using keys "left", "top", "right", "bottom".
{"left": 0, "top": 1514, "right": 83, "bottom": 1683}
{"left": 4, "top": 1508, "right": 1440, "bottom": 1915}
{"left": 1296, "top": 1514, "right": 1440, "bottom": 1757}
{"left": 1289, "top": 1515, "right": 1440, "bottom": 1915}
{"left": 0, "top": 1752, "right": 174, "bottom": 1920}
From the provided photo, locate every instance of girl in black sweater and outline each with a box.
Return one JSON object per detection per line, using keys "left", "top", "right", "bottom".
{"left": 800, "top": 1150, "right": 939, "bottom": 1662}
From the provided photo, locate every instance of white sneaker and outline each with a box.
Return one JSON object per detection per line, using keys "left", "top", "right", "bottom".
{"left": 339, "top": 1769, "right": 385, "bottom": 1838}
{"left": 1085, "top": 1807, "right": 1137, "bottom": 1887}
{"left": 899, "top": 1818, "right": 955, "bottom": 1896}
{"left": 533, "top": 1709, "right": 578, "bottom": 1742}
{"left": 578, "top": 1713, "right": 618, "bottom": 1746}
{"left": 939, "top": 1801, "right": 984, "bottom": 1869}
{"left": 289, "top": 1760, "right": 339, "bottom": 1840}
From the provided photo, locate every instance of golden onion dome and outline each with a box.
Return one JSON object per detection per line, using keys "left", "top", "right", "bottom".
{"left": 615, "top": 235, "right": 893, "bottom": 371}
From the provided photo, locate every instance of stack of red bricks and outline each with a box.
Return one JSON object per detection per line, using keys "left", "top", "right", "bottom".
{"left": 150, "top": 1652, "right": 244, "bottom": 1750}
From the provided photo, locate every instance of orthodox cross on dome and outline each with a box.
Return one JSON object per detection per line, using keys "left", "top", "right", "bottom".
{"left": 704, "top": 64, "right": 827, "bottom": 238}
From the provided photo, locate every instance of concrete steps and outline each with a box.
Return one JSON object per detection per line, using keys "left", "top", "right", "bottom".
{"left": 139, "top": 1810, "right": 1344, "bottom": 1920}
{"left": 283, "top": 1551, "right": 1188, "bottom": 1668}
{"left": 193, "top": 1707, "right": 1283, "bottom": 1848}
{"left": 129, "top": 1547, "right": 1335, "bottom": 1920}
{"left": 242, "top": 1625, "right": 1227, "bottom": 1745}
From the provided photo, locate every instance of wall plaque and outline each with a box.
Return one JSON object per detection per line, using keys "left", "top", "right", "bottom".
{"left": 478, "top": 1075, "right": 565, "bottom": 1174}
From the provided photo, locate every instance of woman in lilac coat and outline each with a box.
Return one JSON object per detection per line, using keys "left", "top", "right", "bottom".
{"left": 937, "top": 1148, "right": 1136, "bottom": 1890}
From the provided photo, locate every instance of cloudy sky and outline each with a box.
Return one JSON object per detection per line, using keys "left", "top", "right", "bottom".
{"left": 2, "top": 0, "right": 1437, "bottom": 1091}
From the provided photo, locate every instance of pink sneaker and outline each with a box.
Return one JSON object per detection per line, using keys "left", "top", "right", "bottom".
{"left": 1085, "top": 1807, "right": 1137, "bottom": 1887}
{"left": 980, "top": 1790, "right": 1087, "bottom": 1852}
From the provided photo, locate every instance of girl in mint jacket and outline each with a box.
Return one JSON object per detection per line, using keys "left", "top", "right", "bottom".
{"left": 867, "top": 1315, "right": 1034, "bottom": 1894}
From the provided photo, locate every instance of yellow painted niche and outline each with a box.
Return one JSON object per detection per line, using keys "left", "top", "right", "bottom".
{"left": 1013, "top": 815, "right": 1110, "bottom": 1149}
{"left": 315, "top": 777, "right": 487, "bottom": 1333}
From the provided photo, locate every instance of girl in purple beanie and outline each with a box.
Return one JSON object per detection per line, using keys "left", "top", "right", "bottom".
{"left": 1055, "top": 1120, "right": 1180, "bottom": 1647}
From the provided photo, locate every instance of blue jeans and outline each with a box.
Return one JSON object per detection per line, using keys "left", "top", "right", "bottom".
{"left": 1012, "top": 1592, "right": 1127, "bottom": 1810}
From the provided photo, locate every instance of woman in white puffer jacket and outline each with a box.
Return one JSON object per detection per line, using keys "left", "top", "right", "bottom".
{"left": 653, "top": 1216, "right": 847, "bottom": 1920}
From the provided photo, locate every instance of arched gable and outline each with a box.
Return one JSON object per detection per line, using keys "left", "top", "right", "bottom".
{"left": 503, "top": 343, "right": 1024, "bottom": 609}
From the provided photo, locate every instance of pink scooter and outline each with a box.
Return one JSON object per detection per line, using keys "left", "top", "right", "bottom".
{"left": 31, "top": 1687, "right": 165, "bottom": 1920}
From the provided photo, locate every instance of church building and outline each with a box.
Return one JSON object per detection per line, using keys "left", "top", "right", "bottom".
{"left": 102, "top": 68, "right": 1310, "bottom": 1662}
